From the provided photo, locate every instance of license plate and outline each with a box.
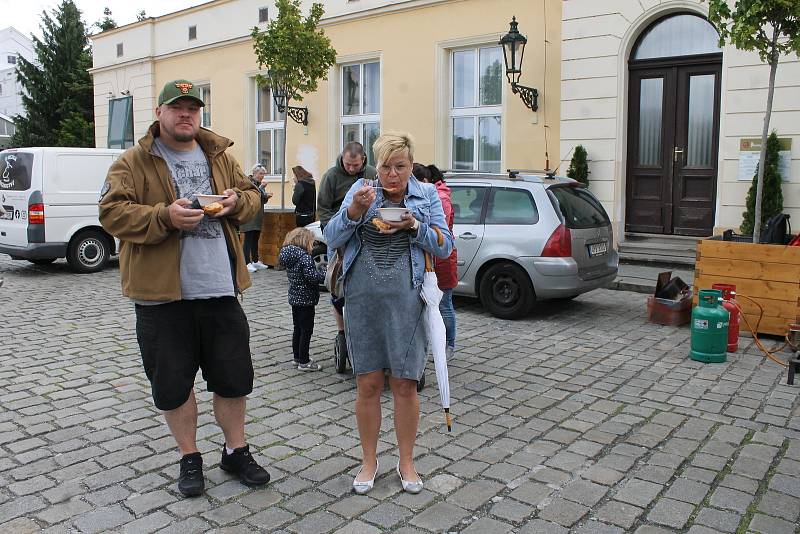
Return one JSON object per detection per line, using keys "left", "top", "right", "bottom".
{"left": 588, "top": 241, "right": 608, "bottom": 257}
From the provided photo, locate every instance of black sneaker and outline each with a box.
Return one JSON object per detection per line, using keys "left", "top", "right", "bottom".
{"left": 178, "top": 452, "right": 204, "bottom": 497}
{"left": 220, "top": 444, "right": 270, "bottom": 486}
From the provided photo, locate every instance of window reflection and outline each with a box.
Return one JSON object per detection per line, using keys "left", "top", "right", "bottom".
{"left": 633, "top": 15, "right": 721, "bottom": 60}
{"left": 638, "top": 78, "right": 663, "bottom": 167}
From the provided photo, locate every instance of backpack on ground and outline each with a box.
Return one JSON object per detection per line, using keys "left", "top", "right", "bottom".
{"left": 759, "top": 213, "right": 791, "bottom": 245}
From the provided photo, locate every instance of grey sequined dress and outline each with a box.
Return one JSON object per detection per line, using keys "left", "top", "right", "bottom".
{"left": 343, "top": 219, "right": 427, "bottom": 380}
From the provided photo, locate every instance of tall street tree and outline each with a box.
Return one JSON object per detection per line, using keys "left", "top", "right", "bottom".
{"left": 705, "top": 0, "right": 800, "bottom": 242}
{"left": 251, "top": 0, "right": 336, "bottom": 208}
{"left": 11, "top": 0, "right": 95, "bottom": 148}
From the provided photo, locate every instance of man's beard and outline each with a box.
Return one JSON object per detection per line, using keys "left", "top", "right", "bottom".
{"left": 173, "top": 131, "right": 195, "bottom": 142}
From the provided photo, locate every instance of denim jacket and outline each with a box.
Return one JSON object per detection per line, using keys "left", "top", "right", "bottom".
{"left": 323, "top": 176, "right": 454, "bottom": 289}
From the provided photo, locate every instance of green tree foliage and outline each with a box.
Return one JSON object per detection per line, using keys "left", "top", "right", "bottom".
{"left": 136, "top": 10, "right": 147, "bottom": 22}
{"left": 480, "top": 61, "right": 503, "bottom": 105}
{"left": 706, "top": 0, "right": 799, "bottom": 242}
{"left": 741, "top": 131, "right": 783, "bottom": 236}
{"left": 11, "top": 0, "right": 94, "bottom": 148}
{"left": 566, "top": 145, "right": 589, "bottom": 186}
{"left": 95, "top": 7, "right": 117, "bottom": 32}
{"left": 251, "top": 0, "right": 336, "bottom": 208}
{"left": 251, "top": 0, "right": 337, "bottom": 103}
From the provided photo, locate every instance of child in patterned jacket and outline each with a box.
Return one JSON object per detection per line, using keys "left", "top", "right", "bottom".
{"left": 279, "top": 228, "right": 325, "bottom": 371}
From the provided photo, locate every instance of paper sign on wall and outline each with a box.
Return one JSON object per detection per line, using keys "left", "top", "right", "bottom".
{"left": 738, "top": 137, "right": 792, "bottom": 181}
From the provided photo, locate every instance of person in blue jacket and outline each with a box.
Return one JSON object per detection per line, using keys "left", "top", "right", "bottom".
{"left": 323, "top": 132, "right": 453, "bottom": 495}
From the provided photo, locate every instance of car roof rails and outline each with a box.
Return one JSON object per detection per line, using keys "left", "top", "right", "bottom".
{"left": 440, "top": 169, "right": 493, "bottom": 174}
{"left": 507, "top": 168, "right": 557, "bottom": 179}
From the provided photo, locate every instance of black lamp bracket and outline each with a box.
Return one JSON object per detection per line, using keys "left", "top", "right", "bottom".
{"left": 276, "top": 103, "right": 309, "bottom": 126}
{"left": 512, "top": 82, "right": 538, "bottom": 111}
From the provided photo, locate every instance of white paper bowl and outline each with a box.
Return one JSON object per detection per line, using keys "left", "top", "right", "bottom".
{"left": 195, "top": 194, "right": 227, "bottom": 207}
{"left": 377, "top": 207, "right": 410, "bottom": 222}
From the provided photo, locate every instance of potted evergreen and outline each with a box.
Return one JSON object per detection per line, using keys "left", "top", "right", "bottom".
{"left": 566, "top": 145, "right": 589, "bottom": 186}
{"left": 740, "top": 131, "right": 784, "bottom": 236}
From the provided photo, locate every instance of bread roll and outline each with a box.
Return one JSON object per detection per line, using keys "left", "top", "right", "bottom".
{"left": 203, "top": 202, "right": 224, "bottom": 215}
{"left": 372, "top": 218, "right": 392, "bottom": 231}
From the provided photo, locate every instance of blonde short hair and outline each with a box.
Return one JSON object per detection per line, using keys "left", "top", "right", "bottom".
{"left": 282, "top": 227, "right": 315, "bottom": 252}
{"left": 372, "top": 132, "right": 415, "bottom": 167}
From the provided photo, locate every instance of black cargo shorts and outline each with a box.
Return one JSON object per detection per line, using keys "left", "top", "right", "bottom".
{"left": 135, "top": 296, "right": 253, "bottom": 411}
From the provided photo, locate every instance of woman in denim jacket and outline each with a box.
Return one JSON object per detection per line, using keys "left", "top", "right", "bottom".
{"left": 324, "top": 132, "right": 453, "bottom": 495}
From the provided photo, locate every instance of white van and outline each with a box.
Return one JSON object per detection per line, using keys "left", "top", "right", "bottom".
{"left": 0, "top": 147, "right": 124, "bottom": 273}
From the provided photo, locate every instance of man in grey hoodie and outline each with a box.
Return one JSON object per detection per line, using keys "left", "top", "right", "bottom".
{"left": 316, "top": 142, "right": 377, "bottom": 361}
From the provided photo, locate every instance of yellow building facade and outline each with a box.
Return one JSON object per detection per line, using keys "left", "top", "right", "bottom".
{"left": 90, "top": 0, "right": 561, "bottom": 208}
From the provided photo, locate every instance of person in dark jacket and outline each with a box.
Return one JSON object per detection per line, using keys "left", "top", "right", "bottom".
{"left": 317, "top": 142, "right": 377, "bottom": 230}
{"left": 316, "top": 142, "right": 377, "bottom": 362}
{"left": 241, "top": 164, "right": 273, "bottom": 272}
{"left": 292, "top": 166, "right": 316, "bottom": 228}
{"left": 279, "top": 227, "right": 325, "bottom": 371}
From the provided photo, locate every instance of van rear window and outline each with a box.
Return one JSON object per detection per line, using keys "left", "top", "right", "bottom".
{"left": 0, "top": 152, "right": 33, "bottom": 191}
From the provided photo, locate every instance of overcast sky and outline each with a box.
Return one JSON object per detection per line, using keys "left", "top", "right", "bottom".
{"left": 4, "top": 0, "right": 209, "bottom": 39}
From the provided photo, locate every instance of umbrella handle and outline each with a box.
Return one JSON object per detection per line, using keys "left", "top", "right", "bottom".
{"left": 444, "top": 408, "right": 452, "bottom": 432}
{"left": 424, "top": 227, "right": 444, "bottom": 273}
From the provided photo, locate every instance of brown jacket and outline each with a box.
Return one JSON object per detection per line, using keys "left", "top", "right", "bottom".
{"left": 99, "top": 122, "right": 260, "bottom": 301}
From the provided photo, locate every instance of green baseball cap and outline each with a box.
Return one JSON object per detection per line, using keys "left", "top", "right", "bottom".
{"left": 157, "top": 79, "right": 205, "bottom": 107}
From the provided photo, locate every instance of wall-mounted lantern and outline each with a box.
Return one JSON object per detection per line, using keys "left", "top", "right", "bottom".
{"left": 268, "top": 69, "right": 308, "bottom": 126}
{"left": 499, "top": 16, "right": 539, "bottom": 111}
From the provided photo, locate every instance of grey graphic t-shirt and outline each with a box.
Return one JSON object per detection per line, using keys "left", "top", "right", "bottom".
{"left": 153, "top": 138, "right": 234, "bottom": 300}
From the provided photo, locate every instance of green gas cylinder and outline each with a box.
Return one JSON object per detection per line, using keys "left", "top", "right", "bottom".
{"left": 690, "top": 289, "right": 730, "bottom": 363}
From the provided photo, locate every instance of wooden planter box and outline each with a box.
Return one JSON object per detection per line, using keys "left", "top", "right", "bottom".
{"left": 257, "top": 210, "right": 297, "bottom": 267}
{"left": 694, "top": 239, "right": 800, "bottom": 336}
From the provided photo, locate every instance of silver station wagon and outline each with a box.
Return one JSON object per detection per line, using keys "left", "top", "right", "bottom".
{"left": 444, "top": 171, "right": 618, "bottom": 319}
{"left": 308, "top": 170, "right": 618, "bottom": 320}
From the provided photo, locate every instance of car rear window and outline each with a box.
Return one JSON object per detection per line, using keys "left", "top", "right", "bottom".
{"left": 0, "top": 151, "right": 33, "bottom": 191}
{"left": 549, "top": 186, "right": 610, "bottom": 229}
{"left": 450, "top": 186, "right": 488, "bottom": 224}
{"left": 486, "top": 188, "right": 539, "bottom": 225}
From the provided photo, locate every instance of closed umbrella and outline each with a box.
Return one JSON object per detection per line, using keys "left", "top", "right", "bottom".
{"left": 420, "top": 253, "right": 452, "bottom": 431}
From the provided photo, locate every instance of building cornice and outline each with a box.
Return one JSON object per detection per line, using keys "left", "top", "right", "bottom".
{"left": 321, "top": 0, "right": 462, "bottom": 27}
{"left": 89, "top": 0, "right": 463, "bottom": 70}
{"left": 90, "top": 0, "right": 226, "bottom": 40}
{"left": 89, "top": 34, "right": 254, "bottom": 74}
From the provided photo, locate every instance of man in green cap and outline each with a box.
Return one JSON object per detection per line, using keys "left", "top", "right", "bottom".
{"left": 99, "top": 79, "right": 270, "bottom": 497}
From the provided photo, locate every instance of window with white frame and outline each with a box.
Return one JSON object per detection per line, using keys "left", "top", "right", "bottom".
{"left": 450, "top": 46, "right": 503, "bottom": 172}
{"left": 341, "top": 60, "right": 380, "bottom": 166}
{"left": 255, "top": 83, "right": 286, "bottom": 177}
{"left": 198, "top": 84, "right": 211, "bottom": 128}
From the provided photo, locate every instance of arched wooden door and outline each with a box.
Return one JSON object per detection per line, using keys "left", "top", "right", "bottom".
{"left": 625, "top": 14, "right": 722, "bottom": 236}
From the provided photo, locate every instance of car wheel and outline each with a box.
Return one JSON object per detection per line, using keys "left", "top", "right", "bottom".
{"left": 29, "top": 258, "right": 56, "bottom": 265}
{"left": 478, "top": 262, "right": 534, "bottom": 319}
{"left": 312, "top": 242, "right": 328, "bottom": 291}
{"left": 67, "top": 230, "right": 111, "bottom": 273}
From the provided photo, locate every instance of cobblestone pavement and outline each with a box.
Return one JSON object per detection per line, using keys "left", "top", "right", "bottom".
{"left": 1, "top": 256, "right": 799, "bottom": 534}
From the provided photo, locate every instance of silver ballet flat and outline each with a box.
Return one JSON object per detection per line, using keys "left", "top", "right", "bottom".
{"left": 352, "top": 459, "right": 378, "bottom": 494}
{"left": 396, "top": 462, "right": 423, "bottom": 494}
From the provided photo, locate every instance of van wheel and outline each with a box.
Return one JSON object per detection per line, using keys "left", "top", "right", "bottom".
{"left": 478, "top": 262, "right": 534, "bottom": 319}
{"left": 29, "top": 258, "right": 56, "bottom": 265}
{"left": 67, "top": 230, "right": 110, "bottom": 273}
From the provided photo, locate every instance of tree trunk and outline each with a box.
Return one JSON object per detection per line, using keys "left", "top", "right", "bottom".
{"left": 753, "top": 27, "right": 780, "bottom": 243}
{"left": 280, "top": 100, "right": 289, "bottom": 210}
